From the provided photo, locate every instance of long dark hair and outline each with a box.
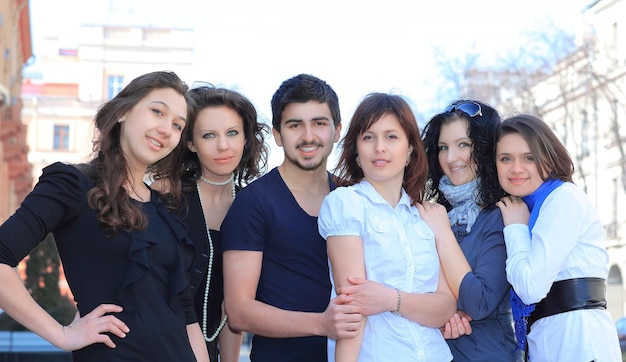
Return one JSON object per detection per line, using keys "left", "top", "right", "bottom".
{"left": 87, "top": 71, "right": 192, "bottom": 233}
{"left": 181, "top": 85, "right": 269, "bottom": 190}
{"left": 422, "top": 99, "right": 504, "bottom": 208}
{"left": 334, "top": 93, "right": 428, "bottom": 204}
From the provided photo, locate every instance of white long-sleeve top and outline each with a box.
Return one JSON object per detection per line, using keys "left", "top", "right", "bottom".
{"left": 504, "top": 182, "right": 620, "bottom": 362}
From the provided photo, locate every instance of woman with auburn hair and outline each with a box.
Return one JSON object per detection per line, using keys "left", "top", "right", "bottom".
{"left": 318, "top": 92, "right": 456, "bottom": 361}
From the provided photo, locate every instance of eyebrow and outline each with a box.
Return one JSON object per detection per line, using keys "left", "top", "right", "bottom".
{"left": 439, "top": 136, "right": 471, "bottom": 143}
{"left": 285, "top": 116, "right": 330, "bottom": 123}
{"left": 283, "top": 119, "right": 302, "bottom": 127}
{"left": 496, "top": 151, "right": 533, "bottom": 157}
{"left": 364, "top": 129, "right": 400, "bottom": 134}
{"left": 150, "top": 100, "right": 187, "bottom": 123}
{"left": 199, "top": 125, "right": 242, "bottom": 132}
{"left": 151, "top": 100, "right": 169, "bottom": 108}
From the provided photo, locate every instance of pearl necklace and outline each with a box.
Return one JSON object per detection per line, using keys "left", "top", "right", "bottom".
{"left": 200, "top": 173, "right": 234, "bottom": 186}
{"left": 196, "top": 178, "right": 236, "bottom": 342}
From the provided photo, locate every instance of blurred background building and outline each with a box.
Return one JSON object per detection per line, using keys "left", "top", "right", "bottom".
{"left": 0, "top": 0, "right": 31, "bottom": 224}
{"left": 21, "top": 22, "right": 194, "bottom": 183}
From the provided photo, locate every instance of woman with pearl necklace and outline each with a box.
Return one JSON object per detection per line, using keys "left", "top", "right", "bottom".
{"left": 152, "top": 83, "right": 269, "bottom": 362}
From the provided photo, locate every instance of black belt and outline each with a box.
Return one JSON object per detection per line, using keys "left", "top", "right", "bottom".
{"left": 528, "top": 277, "right": 607, "bottom": 327}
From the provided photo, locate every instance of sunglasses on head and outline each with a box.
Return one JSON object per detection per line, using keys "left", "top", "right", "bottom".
{"left": 443, "top": 101, "right": 482, "bottom": 117}
{"left": 190, "top": 81, "right": 215, "bottom": 90}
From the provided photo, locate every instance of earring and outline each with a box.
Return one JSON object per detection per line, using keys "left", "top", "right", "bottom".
{"left": 356, "top": 156, "right": 361, "bottom": 168}
{"left": 406, "top": 149, "right": 412, "bottom": 166}
{"left": 118, "top": 118, "right": 123, "bottom": 123}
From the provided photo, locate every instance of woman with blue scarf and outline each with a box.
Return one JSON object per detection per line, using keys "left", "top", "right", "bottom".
{"left": 496, "top": 114, "right": 620, "bottom": 362}
{"left": 422, "top": 100, "right": 521, "bottom": 361}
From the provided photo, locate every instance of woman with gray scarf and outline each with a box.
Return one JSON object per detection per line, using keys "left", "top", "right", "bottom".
{"left": 421, "top": 100, "right": 521, "bottom": 361}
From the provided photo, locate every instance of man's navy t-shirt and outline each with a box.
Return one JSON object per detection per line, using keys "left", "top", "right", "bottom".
{"left": 221, "top": 167, "right": 334, "bottom": 362}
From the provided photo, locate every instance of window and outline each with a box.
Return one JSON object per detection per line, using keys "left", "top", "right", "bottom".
{"left": 53, "top": 125, "right": 70, "bottom": 151}
{"left": 107, "top": 75, "right": 124, "bottom": 100}
{"left": 143, "top": 29, "right": 169, "bottom": 42}
{"left": 104, "top": 27, "right": 130, "bottom": 41}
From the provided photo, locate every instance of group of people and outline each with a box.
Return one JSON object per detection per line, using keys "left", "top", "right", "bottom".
{"left": 0, "top": 69, "right": 621, "bottom": 362}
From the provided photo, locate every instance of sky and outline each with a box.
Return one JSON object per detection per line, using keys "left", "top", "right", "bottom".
{"left": 26, "top": 0, "right": 593, "bottom": 168}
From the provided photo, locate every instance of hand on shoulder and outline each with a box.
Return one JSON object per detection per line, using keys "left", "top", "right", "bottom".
{"left": 495, "top": 196, "right": 530, "bottom": 226}
{"left": 416, "top": 201, "right": 451, "bottom": 235}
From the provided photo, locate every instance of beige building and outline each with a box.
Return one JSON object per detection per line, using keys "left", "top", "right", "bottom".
{"left": 507, "top": 0, "right": 626, "bottom": 320}
{"left": 22, "top": 23, "right": 194, "bottom": 180}
{"left": 0, "top": 0, "right": 32, "bottom": 223}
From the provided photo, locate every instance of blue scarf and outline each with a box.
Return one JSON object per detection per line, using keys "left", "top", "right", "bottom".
{"left": 511, "top": 178, "right": 564, "bottom": 354}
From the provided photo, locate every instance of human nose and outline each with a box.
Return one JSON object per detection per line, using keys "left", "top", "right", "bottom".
{"left": 375, "top": 138, "right": 386, "bottom": 153}
{"left": 301, "top": 123, "right": 315, "bottom": 142}
{"left": 216, "top": 134, "right": 229, "bottom": 151}
{"left": 446, "top": 147, "right": 459, "bottom": 162}
{"left": 157, "top": 118, "right": 173, "bottom": 137}
{"left": 511, "top": 159, "right": 523, "bottom": 173}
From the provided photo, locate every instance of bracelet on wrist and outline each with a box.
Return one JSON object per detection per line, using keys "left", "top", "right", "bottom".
{"left": 391, "top": 287, "right": 402, "bottom": 316}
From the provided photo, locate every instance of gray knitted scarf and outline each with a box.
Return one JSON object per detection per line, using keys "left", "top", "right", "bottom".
{"left": 439, "top": 175, "right": 481, "bottom": 233}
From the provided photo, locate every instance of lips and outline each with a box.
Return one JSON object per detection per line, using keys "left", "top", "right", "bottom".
{"left": 298, "top": 144, "right": 320, "bottom": 154}
{"left": 214, "top": 156, "right": 233, "bottom": 164}
{"left": 449, "top": 165, "right": 466, "bottom": 173}
{"left": 508, "top": 177, "right": 527, "bottom": 185}
{"left": 147, "top": 136, "right": 164, "bottom": 148}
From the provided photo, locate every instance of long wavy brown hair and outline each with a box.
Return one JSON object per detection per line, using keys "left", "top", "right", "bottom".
{"left": 85, "top": 71, "right": 192, "bottom": 234}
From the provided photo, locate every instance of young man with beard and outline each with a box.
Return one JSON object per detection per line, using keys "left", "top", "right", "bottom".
{"left": 221, "top": 74, "right": 361, "bottom": 362}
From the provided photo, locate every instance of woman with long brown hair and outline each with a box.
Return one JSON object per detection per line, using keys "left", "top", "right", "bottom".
{"left": 0, "top": 71, "right": 209, "bottom": 361}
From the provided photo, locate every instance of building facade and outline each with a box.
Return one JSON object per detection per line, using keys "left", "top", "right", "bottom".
{"left": 0, "top": 0, "right": 32, "bottom": 223}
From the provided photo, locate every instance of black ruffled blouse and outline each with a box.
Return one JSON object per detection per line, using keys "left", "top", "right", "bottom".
{"left": 0, "top": 162, "right": 197, "bottom": 361}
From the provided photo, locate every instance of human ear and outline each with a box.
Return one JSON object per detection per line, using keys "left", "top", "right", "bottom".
{"left": 187, "top": 141, "right": 197, "bottom": 152}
